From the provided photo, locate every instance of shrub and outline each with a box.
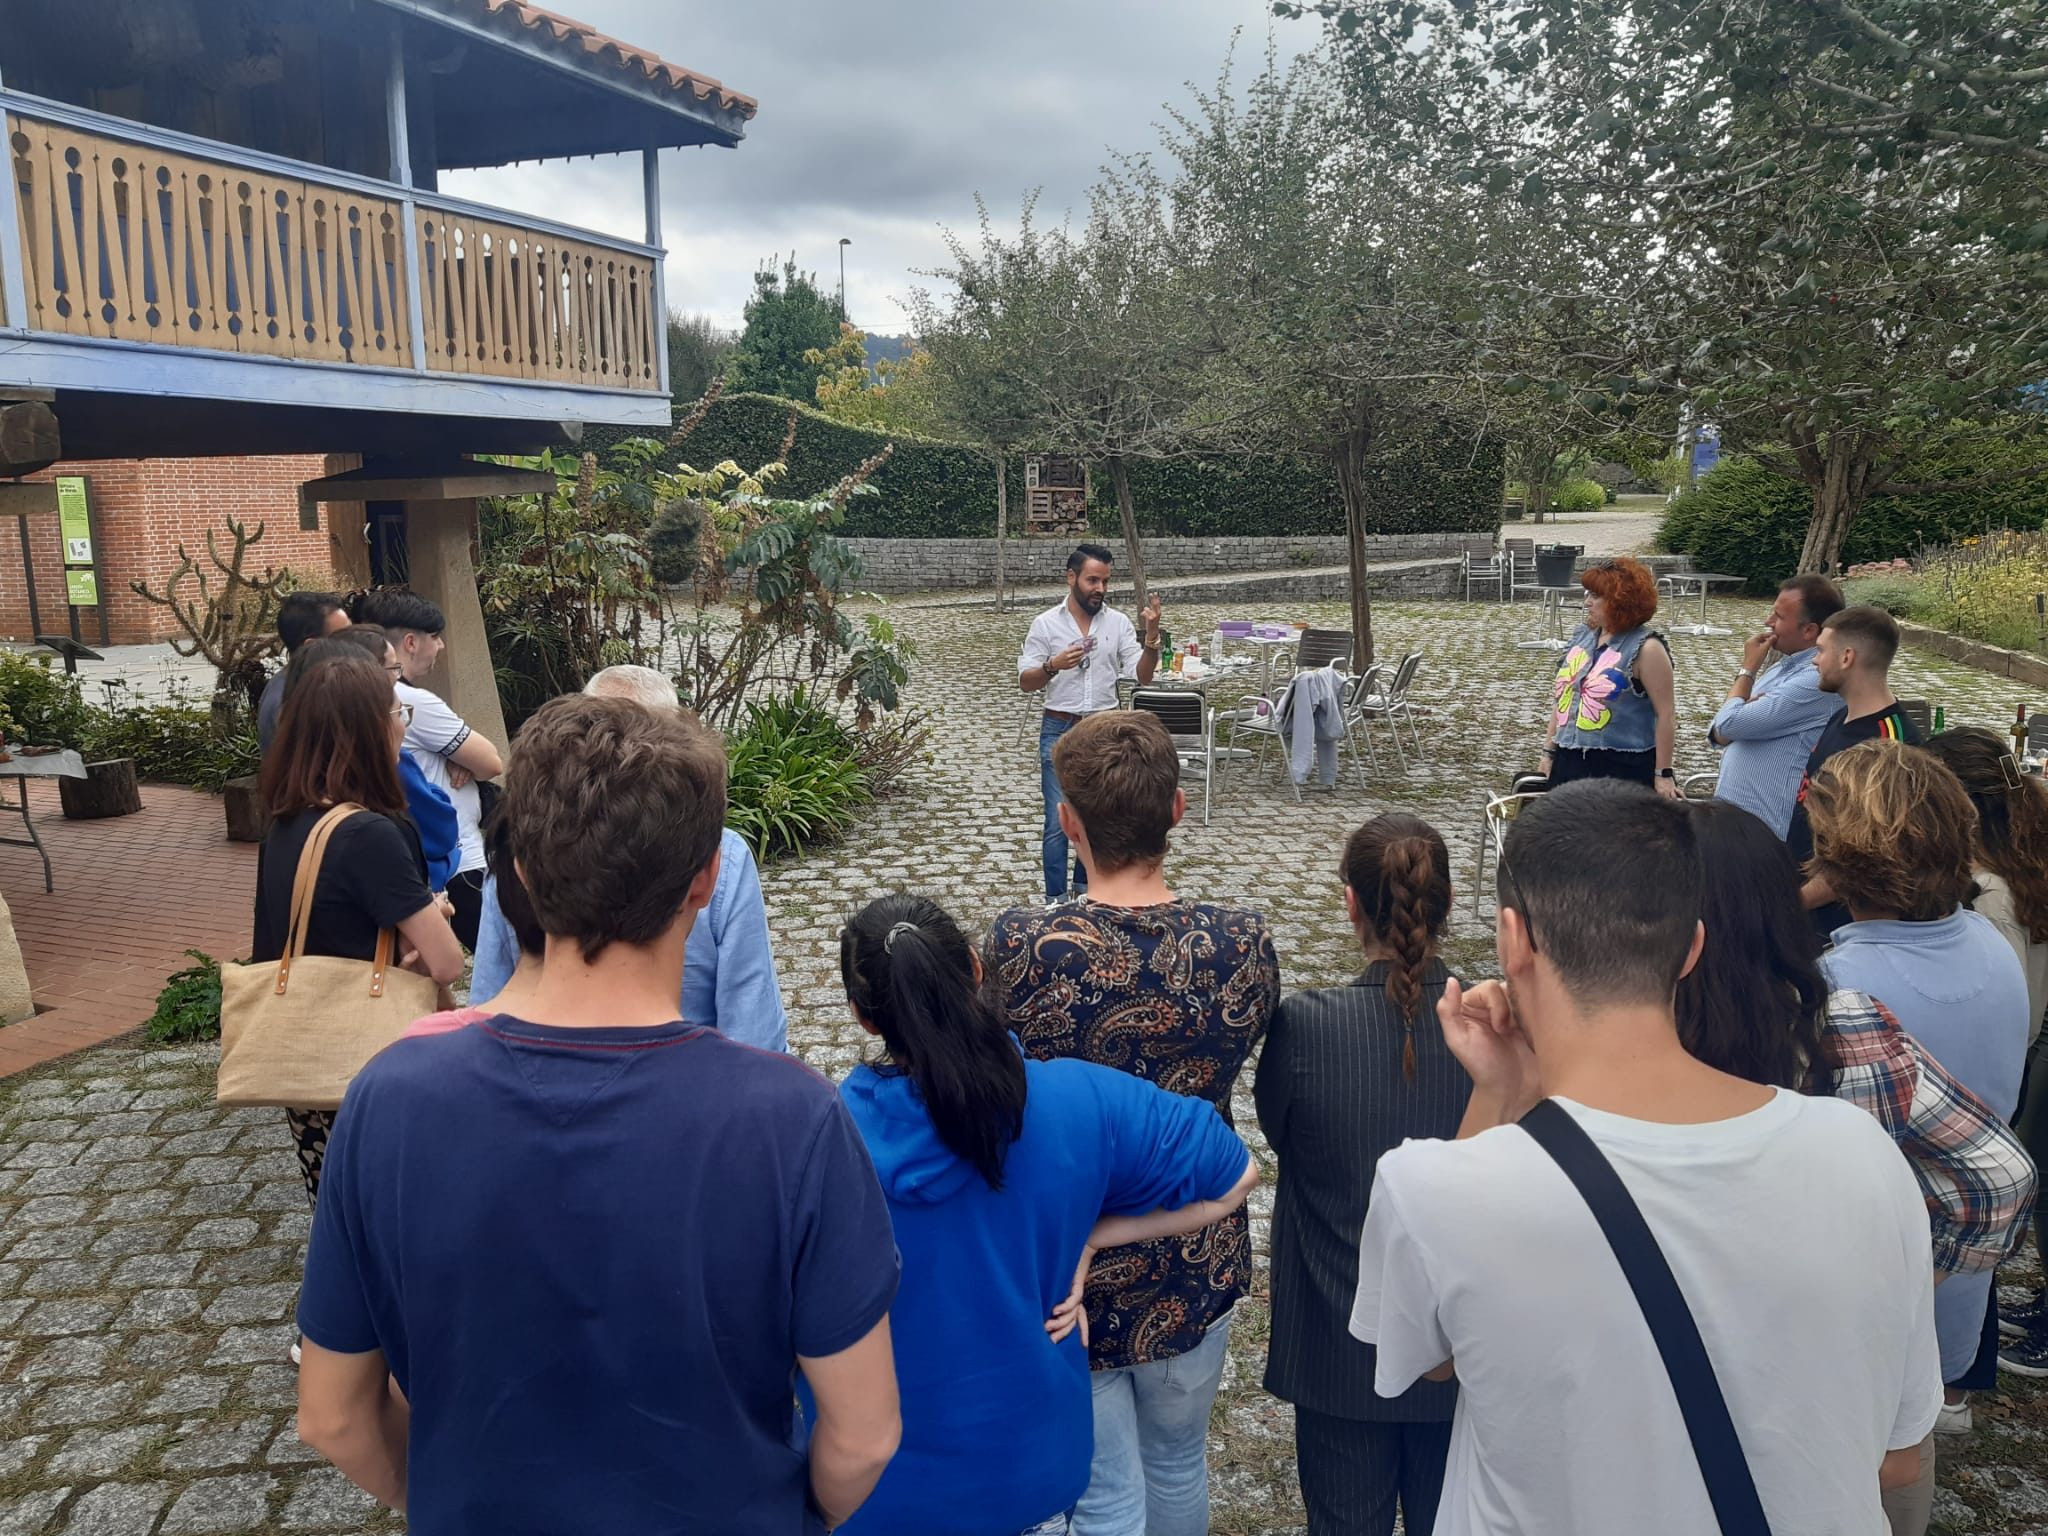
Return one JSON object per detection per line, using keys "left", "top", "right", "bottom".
{"left": 1659, "top": 442, "right": 2048, "bottom": 593}
{"left": 81, "top": 700, "right": 258, "bottom": 792}
{"left": 146, "top": 951, "right": 222, "bottom": 1044}
{"left": 1908, "top": 532, "right": 2048, "bottom": 652}
{"left": 1840, "top": 575, "right": 1924, "bottom": 618}
{"left": 1554, "top": 478, "right": 1607, "bottom": 514}
{"left": 725, "top": 691, "right": 872, "bottom": 860}
{"left": 0, "top": 652, "right": 94, "bottom": 749}
{"left": 584, "top": 394, "right": 1505, "bottom": 540}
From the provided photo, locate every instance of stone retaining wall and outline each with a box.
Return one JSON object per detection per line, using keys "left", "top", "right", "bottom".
{"left": 1898, "top": 620, "right": 2048, "bottom": 691}
{"left": 846, "top": 533, "right": 1485, "bottom": 593}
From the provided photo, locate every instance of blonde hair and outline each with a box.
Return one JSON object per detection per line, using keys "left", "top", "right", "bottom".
{"left": 1805, "top": 740, "right": 1977, "bottom": 922}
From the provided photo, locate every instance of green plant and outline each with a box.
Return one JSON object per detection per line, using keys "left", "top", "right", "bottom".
{"left": 0, "top": 651, "right": 93, "bottom": 748}
{"left": 81, "top": 699, "right": 259, "bottom": 792}
{"left": 1840, "top": 576, "right": 1924, "bottom": 618}
{"left": 849, "top": 707, "right": 936, "bottom": 798}
{"left": 724, "top": 692, "right": 872, "bottom": 859}
{"left": 1659, "top": 450, "right": 2048, "bottom": 593}
{"left": 145, "top": 950, "right": 222, "bottom": 1044}
{"left": 1908, "top": 532, "right": 2048, "bottom": 652}
{"left": 1553, "top": 478, "right": 1606, "bottom": 514}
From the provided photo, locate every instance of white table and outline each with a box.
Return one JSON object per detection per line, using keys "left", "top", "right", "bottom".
{"left": 1510, "top": 585, "right": 1583, "bottom": 652}
{"left": 1659, "top": 572, "right": 1748, "bottom": 636}
{"left": 0, "top": 747, "right": 88, "bottom": 893}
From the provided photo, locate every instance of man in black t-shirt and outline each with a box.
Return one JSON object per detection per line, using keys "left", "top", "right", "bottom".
{"left": 1789, "top": 605, "right": 1919, "bottom": 929}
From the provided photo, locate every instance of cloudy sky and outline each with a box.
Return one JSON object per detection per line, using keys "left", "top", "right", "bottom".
{"left": 445, "top": 0, "right": 1318, "bottom": 337}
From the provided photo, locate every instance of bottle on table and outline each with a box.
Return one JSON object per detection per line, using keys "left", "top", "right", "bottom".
{"left": 2015, "top": 704, "right": 2031, "bottom": 759}
{"left": 1933, "top": 705, "right": 1945, "bottom": 735}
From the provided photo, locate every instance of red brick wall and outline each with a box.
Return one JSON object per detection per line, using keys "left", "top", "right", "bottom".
{"left": 0, "top": 457, "right": 347, "bottom": 645}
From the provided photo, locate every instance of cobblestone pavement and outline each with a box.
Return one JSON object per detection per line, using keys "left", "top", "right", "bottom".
{"left": 7, "top": 593, "right": 2048, "bottom": 1534}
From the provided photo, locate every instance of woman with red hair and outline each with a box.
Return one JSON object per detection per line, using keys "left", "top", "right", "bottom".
{"left": 1537, "top": 556, "right": 1682, "bottom": 795}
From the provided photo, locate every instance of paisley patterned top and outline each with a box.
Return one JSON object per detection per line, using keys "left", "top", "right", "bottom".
{"left": 985, "top": 898, "right": 1279, "bottom": 1369}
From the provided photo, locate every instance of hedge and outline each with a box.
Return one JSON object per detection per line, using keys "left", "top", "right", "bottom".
{"left": 1658, "top": 438, "right": 2048, "bottom": 592}
{"left": 584, "top": 394, "right": 1504, "bottom": 539}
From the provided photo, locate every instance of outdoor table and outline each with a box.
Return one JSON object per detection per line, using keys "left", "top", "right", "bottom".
{"left": 1232, "top": 631, "right": 1299, "bottom": 695}
{"left": 1511, "top": 584, "right": 1583, "bottom": 652}
{"left": 1659, "top": 572, "right": 1747, "bottom": 636}
{"left": 0, "top": 747, "right": 88, "bottom": 893}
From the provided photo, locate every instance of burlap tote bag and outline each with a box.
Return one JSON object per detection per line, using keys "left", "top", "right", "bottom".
{"left": 218, "top": 803, "right": 439, "bottom": 1110}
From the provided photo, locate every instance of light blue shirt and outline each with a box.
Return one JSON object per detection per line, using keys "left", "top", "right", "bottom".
{"left": 1823, "top": 908, "right": 2030, "bottom": 1378}
{"left": 468, "top": 827, "right": 788, "bottom": 1053}
{"left": 1707, "top": 647, "right": 1837, "bottom": 837}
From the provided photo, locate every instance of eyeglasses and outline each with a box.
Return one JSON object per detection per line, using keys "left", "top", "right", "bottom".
{"left": 391, "top": 702, "right": 415, "bottom": 727}
{"left": 1496, "top": 849, "right": 1541, "bottom": 954}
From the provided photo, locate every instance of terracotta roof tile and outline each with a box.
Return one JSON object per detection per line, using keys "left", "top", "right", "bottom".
{"left": 466, "top": 0, "right": 758, "bottom": 120}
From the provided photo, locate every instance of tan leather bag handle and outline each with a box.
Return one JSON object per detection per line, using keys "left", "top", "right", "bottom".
{"left": 275, "top": 803, "right": 400, "bottom": 999}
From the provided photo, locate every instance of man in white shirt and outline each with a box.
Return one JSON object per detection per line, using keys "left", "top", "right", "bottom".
{"left": 354, "top": 589, "right": 504, "bottom": 950}
{"left": 1017, "top": 543, "right": 1163, "bottom": 900}
{"left": 1351, "top": 780, "right": 1941, "bottom": 1535}
{"left": 1707, "top": 573, "right": 1844, "bottom": 836}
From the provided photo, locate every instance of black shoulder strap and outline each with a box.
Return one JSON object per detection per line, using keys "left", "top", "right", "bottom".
{"left": 1519, "top": 1099, "right": 1772, "bottom": 1535}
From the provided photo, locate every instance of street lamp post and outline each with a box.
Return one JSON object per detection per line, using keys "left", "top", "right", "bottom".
{"left": 838, "top": 237, "right": 851, "bottom": 320}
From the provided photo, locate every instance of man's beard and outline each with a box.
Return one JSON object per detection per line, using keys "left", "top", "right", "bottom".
{"left": 1075, "top": 589, "right": 1104, "bottom": 614}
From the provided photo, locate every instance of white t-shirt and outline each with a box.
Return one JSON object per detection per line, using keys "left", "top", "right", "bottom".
{"left": 1351, "top": 1090, "right": 1940, "bottom": 1536}
{"left": 1017, "top": 600, "right": 1143, "bottom": 715}
{"left": 396, "top": 681, "right": 485, "bottom": 875}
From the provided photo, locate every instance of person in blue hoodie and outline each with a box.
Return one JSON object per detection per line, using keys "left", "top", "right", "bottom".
{"left": 829, "top": 893, "right": 1257, "bottom": 1536}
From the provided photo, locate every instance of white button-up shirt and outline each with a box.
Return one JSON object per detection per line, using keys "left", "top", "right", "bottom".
{"left": 1019, "top": 600, "right": 1144, "bottom": 714}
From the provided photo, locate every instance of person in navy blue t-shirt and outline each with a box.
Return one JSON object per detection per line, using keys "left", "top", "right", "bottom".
{"left": 295, "top": 696, "right": 903, "bottom": 1535}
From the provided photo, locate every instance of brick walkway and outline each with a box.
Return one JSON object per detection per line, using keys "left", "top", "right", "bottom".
{"left": 0, "top": 783, "right": 252, "bottom": 1078}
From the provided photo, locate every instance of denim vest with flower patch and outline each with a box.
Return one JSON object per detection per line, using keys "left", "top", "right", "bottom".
{"left": 1552, "top": 624, "right": 1659, "bottom": 753}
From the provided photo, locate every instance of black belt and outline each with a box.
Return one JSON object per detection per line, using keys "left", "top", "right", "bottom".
{"left": 1043, "top": 709, "right": 1085, "bottom": 724}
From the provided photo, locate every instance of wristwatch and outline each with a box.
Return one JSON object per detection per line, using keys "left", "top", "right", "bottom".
{"left": 1657, "top": 768, "right": 1676, "bottom": 779}
{"left": 1735, "top": 668, "right": 1755, "bottom": 682}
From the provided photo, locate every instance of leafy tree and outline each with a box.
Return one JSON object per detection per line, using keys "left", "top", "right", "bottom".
{"left": 1152, "top": 46, "right": 1495, "bottom": 662}
{"left": 912, "top": 197, "right": 1060, "bottom": 612}
{"left": 726, "top": 258, "right": 845, "bottom": 402}
{"left": 666, "top": 312, "right": 735, "bottom": 409}
{"left": 1288, "top": 0, "right": 2048, "bottom": 572}
{"left": 808, "top": 324, "right": 946, "bottom": 436}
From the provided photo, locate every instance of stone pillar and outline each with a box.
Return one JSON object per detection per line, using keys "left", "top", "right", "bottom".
{"left": 403, "top": 497, "right": 511, "bottom": 755}
{"left": 0, "top": 888, "right": 34, "bottom": 1024}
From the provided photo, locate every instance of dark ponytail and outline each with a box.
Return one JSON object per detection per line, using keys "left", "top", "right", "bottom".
{"left": 1342, "top": 813, "right": 1452, "bottom": 1080}
{"left": 840, "top": 893, "right": 1028, "bottom": 1191}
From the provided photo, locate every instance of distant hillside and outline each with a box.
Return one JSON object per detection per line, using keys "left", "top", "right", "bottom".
{"left": 862, "top": 333, "right": 914, "bottom": 370}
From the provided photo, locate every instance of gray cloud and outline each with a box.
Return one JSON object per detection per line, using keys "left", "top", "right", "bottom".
{"left": 443, "top": 0, "right": 1316, "bottom": 333}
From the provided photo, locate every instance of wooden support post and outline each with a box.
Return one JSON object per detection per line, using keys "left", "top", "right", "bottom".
{"left": 405, "top": 497, "right": 511, "bottom": 754}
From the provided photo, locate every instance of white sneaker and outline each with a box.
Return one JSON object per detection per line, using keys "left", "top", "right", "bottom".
{"left": 1935, "top": 1397, "right": 1972, "bottom": 1436}
{"left": 289, "top": 1337, "right": 303, "bottom": 1368}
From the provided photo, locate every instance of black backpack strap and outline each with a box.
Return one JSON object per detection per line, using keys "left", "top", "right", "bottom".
{"left": 1519, "top": 1099, "right": 1772, "bottom": 1535}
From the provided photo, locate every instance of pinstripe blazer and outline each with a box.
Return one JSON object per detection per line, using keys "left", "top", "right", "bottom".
{"left": 1254, "top": 959, "right": 1472, "bottom": 1421}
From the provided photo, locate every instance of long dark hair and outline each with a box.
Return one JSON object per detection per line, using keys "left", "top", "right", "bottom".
{"left": 840, "top": 894, "right": 1027, "bottom": 1191}
{"left": 1678, "top": 800, "right": 1834, "bottom": 1091}
{"left": 260, "top": 650, "right": 406, "bottom": 820}
{"left": 1343, "top": 813, "right": 1451, "bottom": 1080}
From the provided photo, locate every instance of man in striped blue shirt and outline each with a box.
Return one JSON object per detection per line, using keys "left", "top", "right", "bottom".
{"left": 1707, "top": 573, "right": 1844, "bottom": 836}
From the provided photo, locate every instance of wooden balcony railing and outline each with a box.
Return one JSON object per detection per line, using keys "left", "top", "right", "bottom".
{"left": 3, "top": 107, "right": 662, "bottom": 395}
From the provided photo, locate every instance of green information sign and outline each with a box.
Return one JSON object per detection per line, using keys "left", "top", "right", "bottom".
{"left": 56, "top": 477, "right": 92, "bottom": 565}
{"left": 65, "top": 568, "right": 98, "bottom": 607}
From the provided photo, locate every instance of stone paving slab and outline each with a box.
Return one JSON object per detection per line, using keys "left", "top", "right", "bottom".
{"left": 7, "top": 594, "right": 2048, "bottom": 1533}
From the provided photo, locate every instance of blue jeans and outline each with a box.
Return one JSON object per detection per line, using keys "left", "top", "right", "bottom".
{"left": 1072, "top": 1314, "right": 1232, "bottom": 1536}
{"left": 1040, "top": 714, "right": 1090, "bottom": 900}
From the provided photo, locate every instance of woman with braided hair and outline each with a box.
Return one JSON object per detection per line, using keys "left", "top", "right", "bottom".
{"left": 1254, "top": 814, "right": 1470, "bottom": 1536}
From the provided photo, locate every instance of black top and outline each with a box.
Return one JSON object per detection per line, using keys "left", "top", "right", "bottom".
{"left": 251, "top": 807, "right": 433, "bottom": 964}
{"left": 1254, "top": 959, "right": 1471, "bottom": 1421}
{"left": 1785, "top": 701, "right": 1920, "bottom": 933}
